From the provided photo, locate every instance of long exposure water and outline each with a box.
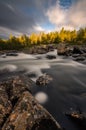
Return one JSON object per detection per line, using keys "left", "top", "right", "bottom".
{"left": 0, "top": 50, "right": 86, "bottom": 130}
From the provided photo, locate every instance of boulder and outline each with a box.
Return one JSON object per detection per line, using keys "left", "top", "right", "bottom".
{"left": 2, "top": 91, "right": 61, "bottom": 130}
{"left": 57, "top": 44, "right": 71, "bottom": 56}
{"left": 72, "top": 46, "right": 83, "bottom": 54}
{"left": 57, "top": 44, "right": 67, "bottom": 55}
{"left": 36, "top": 74, "right": 53, "bottom": 86}
{"left": 0, "top": 76, "right": 62, "bottom": 130}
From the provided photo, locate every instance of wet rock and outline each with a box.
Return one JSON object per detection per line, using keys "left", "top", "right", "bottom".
{"left": 82, "top": 48, "right": 86, "bottom": 53}
{"left": 27, "top": 46, "right": 48, "bottom": 54}
{"left": 65, "top": 110, "right": 86, "bottom": 129}
{"left": 74, "top": 56, "right": 85, "bottom": 61}
{"left": 36, "top": 74, "right": 53, "bottom": 86}
{"left": 72, "top": 54, "right": 80, "bottom": 58}
{"left": 72, "top": 46, "right": 83, "bottom": 54}
{"left": 1, "top": 54, "right": 6, "bottom": 58}
{"left": 1, "top": 76, "right": 32, "bottom": 103}
{"left": 46, "top": 55, "right": 56, "bottom": 59}
{"left": 0, "top": 84, "right": 12, "bottom": 128}
{"left": 0, "top": 75, "right": 32, "bottom": 126}
{"left": 2, "top": 92, "right": 62, "bottom": 130}
{"left": 0, "top": 76, "right": 62, "bottom": 130}
{"left": 6, "top": 53, "right": 18, "bottom": 56}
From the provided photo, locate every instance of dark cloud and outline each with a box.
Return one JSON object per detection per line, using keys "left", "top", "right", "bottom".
{"left": 0, "top": 1, "right": 36, "bottom": 34}
{"left": 0, "top": 0, "right": 57, "bottom": 37}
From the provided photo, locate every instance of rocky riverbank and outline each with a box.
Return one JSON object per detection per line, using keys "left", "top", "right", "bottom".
{"left": 0, "top": 76, "right": 62, "bottom": 130}
{"left": 57, "top": 44, "right": 86, "bottom": 62}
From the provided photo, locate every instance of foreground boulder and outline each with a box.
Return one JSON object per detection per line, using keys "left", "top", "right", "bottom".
{"left": 2, "top": 91, "right": 61, "bottom": 130}
{"left": 0, "top": 76, "right": 62, "bottom": 130}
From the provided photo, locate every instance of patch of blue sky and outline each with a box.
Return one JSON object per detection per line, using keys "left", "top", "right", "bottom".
{"left": 59, "top": 0, "right": 72, "bottom": 8}
{"left": 42, "top": 22, "right": 55, "bottom": 32}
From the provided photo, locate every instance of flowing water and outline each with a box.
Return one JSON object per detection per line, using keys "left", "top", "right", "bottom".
{"left": 0, "top": 50, "right": 86, "bottom": 130}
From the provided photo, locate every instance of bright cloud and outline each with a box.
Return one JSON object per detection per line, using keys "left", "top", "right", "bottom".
{"left": 34, "top": 25, "right": 45, "bottom": 32}
{"left": 46, "top": 1, "right": 66, "bottom": 25}
{"left": 46, "top": 0, "right": 86, "bottom": 30}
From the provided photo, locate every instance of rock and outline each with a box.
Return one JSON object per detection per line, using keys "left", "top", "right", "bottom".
{"left": 82, "top": 48, "right": 86, "bottom": 53}
{"left": 0, "top": 76, "right": 32, "bottom": 103}
{"left": 28, "top": 46, "right": 48, "bottom": 54}
{"left": 72, "top": 54, "right": 80, "bottom": 58}
{"left": 0, "top": 76, "right": 62, "bottom": 130}
{"left": 1, "top": 54, "right": 6, "bottom": 58}
{"left": 72, "top": 46, "right": 83, "bottom": 54}
{"left": 2, "top": 92, "right": 62, "bottom": 130}
{"left": 46, "top": 55, "right": 56, "bottom": 59}
{"left": 36, "top": 74, "right": 53, "bottom": 86}
{"left": 6, "top": 52, "right": 18, "bottom": 56}
{"left": 74, "top": 56, "right": 85, "bottom": 61}
{"left": 0, "top": 84, "right": 12, "bottom": 128}
{"left": 57, "top": 44, "right": 67, "bottom": 55}
{"left": 65, "top": 110, "right": 86, "bottom": 129}
{"left": 47, "top": 44, "right": 54, "bottom": 51}
{"left": 57, "top": 44, "right": 71, "bottom": 56}
{"left": 0, "top": 76, "right": 33, "bottom": 128}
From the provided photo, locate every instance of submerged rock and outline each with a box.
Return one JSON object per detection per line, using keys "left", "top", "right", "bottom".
{"left": 65, "top": 110, "right": 86, "bottom": 129}
{"left": 0, "top": 76, "right": 62, "bottom": 130}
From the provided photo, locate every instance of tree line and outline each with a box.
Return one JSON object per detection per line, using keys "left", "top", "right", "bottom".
{"left": 0, "top": 27, "right": 86, "bottom": 50}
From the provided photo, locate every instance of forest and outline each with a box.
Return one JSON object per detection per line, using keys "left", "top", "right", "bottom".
{"left": 0, "top": 27, "right": 86, "bottom": 50}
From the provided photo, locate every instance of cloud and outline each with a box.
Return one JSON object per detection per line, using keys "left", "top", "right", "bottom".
{"left": 46, "top": 0, "right": 86, "bottom": 30}
{"left": 68, "top": 0, "right": 86, "bottom": 28}
{"left": 0, "top": 26, "right": 22, "bottom": 38}
{"left": 0, "top": 0, "right": 57, "bottom": 38}
{"left": 0, "top": 1, "right": 36, "bottom": 36}
{"left": 46, "top": 1, "right": 66, "bottom": 25}
{"left": 6, "top": 4, "right": 15, "bottom": 12}
{"left": 0, "top": 0, "right": 50, "bottom": 38}
{"left": 34, "top": 25, "right": 45, "bottom": 32}
{"left": 0, "top": 0, "right": 86, "bottom": 38}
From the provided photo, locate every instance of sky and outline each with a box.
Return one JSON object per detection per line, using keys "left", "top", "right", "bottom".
{"left": 0, "top": 0, "right": 86, "bottom": 38}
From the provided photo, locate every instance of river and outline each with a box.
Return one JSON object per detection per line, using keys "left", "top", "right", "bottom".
{"left": 0, "top": 50, "right": 86, "bottom": 130}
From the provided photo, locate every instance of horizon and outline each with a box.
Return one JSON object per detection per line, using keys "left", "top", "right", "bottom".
{"left": 0, "top": 0, "right": 86, "bottom": 38}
